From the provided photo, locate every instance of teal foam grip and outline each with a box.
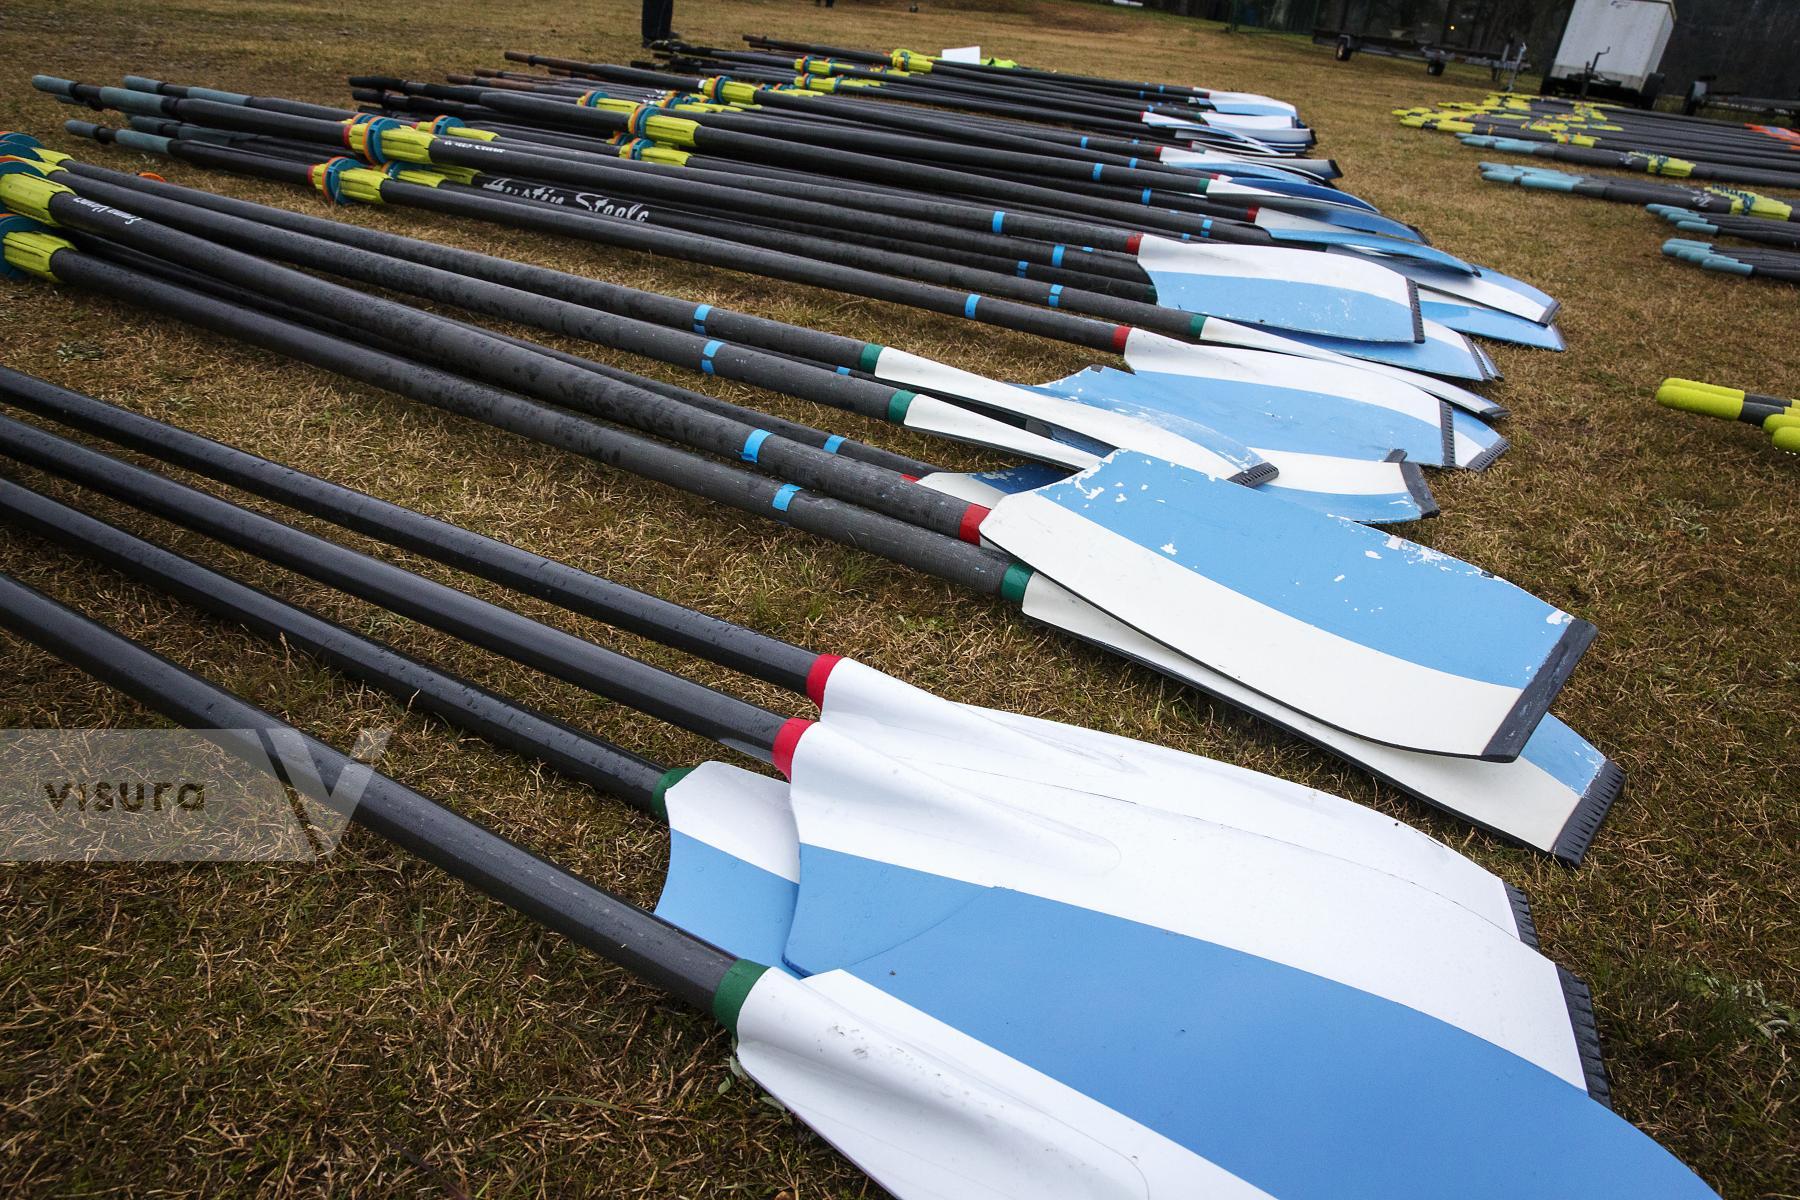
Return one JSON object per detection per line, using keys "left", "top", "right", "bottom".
{"left": 113, "top": 129, "right": 174, "bottom": 155}
{"left": 95, "top": 86, "right": 165, "bottom": 116}
{"left": 1701, "top": 256, "right": 1755, "bottom": 275}
{"left": 29, "top": 75, "right": 76, "bottom": 98}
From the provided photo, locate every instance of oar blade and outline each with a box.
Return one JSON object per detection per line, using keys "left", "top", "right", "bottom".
{"left": 1137, "top": 237, "right": 1423, "bottom": 343}
{"left": 1422, "top": 294, "right": 1569, "bottom": 350}
{"left": 978, "top": 453, "right": 1593, "bottom": 759}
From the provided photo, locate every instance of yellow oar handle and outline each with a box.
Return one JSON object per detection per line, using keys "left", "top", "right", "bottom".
{"left": 1771, "top": 426, "right": 1800, "bottom": 453}
{"left": 1657, "top": 385, "right": 1751, "bottom": 421}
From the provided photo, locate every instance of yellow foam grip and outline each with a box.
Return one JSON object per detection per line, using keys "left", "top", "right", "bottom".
{"left": 1659, "top": 378, "right": 1743, "bottom": 400}
{"left": 0, "top": 171, "right": 72, "bottom": 224}
{"left": 1771, "top": 426, "right": 1800, "bottom": 453}
{"left": 1656, "top": 388, "right": 1743, "bottom": 420}
{"left": 2, "top": 228, "right": 72, "bottom": 279}
{"left": 343, "top": 122, "right": 435, "bottom": 165}
{"left": 1763, "top": 413, "right": 1800, "bottom": 433}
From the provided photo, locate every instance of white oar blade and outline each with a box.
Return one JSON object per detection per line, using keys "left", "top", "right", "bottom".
{"left": 1137, "top": 236, "right": 1423, "bottom": 343}
{"left": 1267, "top": 317, "right": 1496, "bottom": 382}
{"left": 1251, "top": 449, "right": 1438, "bottom": 525}
{"left": 783, "top": 723, "right": 1592, "bottom": 1088}
{"left": 1352, "top": 252, "right": 1558, "bottom": 323}
{"left": 806, "top": 656, "right": 1529, "bottom": 938}
{"left": 979, "top": 453, "right": 1593, "bottom": 759}
{"left": 1015, "top": 573, "right": 1621, "bottom": 861}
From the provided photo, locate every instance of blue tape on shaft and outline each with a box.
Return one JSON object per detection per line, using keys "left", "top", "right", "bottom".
{"left": 1079, "top": 136, "right": 1089, "bottom": 148}
{"left": 700, "top": 339, "right": 723, "bottom": 374}
{"left": 771, "top": 484, "right": 801, "bottom": 512}
{"left": 1141, "top": 189, "right": 1152, "bottom": 204}
{"left": 691, "top": 303, "right": 711, "bottom": 334}
{"left": 1047, "top": 285, "right": 1063, "bottom": 308}
{"left": 962, "top": 294, "right": 980, "bottom": 319}
{"left": 835, "top": 366, "right": 850, "bottom": 375}
{"left": 740, "top": 429, "right": 770, "bottom": 462}
{"left": 1092, "top": 163, "right": 1105, "bottom": 181}
{"left": 1051, "top": 245, "right": 1065, "bottom": 267}
{"left": 1016, "top": 260, "right": 1029, "bottom": 276}
{"left": 822, "top": 435, "right": 845, "bottom": 453}
{"left": 991, "top": 211, "right": 1006, "bottom": 233}
{"left": 1128, "top": 157, "right": 1139, "bottom": 168}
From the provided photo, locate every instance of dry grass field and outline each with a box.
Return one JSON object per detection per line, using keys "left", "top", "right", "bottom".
{"left": 0, "top": 0, "right": 1795, "bottom": 1195}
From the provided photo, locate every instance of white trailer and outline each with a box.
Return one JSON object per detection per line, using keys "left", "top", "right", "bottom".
{"left": 1549, "top": 0, "right": 1677, "bottom": 95}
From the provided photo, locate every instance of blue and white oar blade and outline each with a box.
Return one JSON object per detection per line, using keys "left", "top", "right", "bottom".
{"left": 746, "top": 898, "right": 1717, "bottom": 1199}
{"left": 784, "top": 724, "right": 1594, "bottom": 1086}
{"left": 1200, "top": 174, "right": 1385, "bottom": 214}
{"left": 1262, "top": 226, "right": 1474, "bottom": 270}
{"left": 1138, "top": 236, "right": 1422, "bottom": 343}
{"left": 656, "top": 762, "right": 798, "bottom": 967}
{"left": 808, "top": 656, "right": 1530, "bottom": 939}
{"left": 1422, "top": 295, "right": 1569, "bottom": 350}
{"left": 1157, "top": 144, "right": 1341, "bottom": 182}
{"left": 978, "top": 453, "right": 1594, "bottom": 759}
{"left": 1013, "top": 573, "right": 1623, "bottom": 862}
{"left": 1118, "top": 333, "right": 1459, "bottom": 465}
{"left": 1032, "top": 365, "right": 1451, "bottom": 467}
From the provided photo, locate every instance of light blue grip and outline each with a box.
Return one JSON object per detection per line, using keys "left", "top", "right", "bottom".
{"left": 60, "top": 120, "right": 102, "bottom": 141}
{"left": 114, "top": 129, "right": 174, "bottom": 155}
{"left": 1700, "top": 255, "right": 1754, "bottom": 275}
{"left": 96, "top": 86, "right": 166, "bottom": 116}
{"left": 1674, "top": 219, "right": 1719, "bottom": 234}
{"left": 121, "top": 75, "right": 165, "bottom": 92}
{"left": 188, "top": 85, "right": 252, "bottom": 104}
{"left": 1520, "top": 175, "right": 1576, "bottom": 193}
{"left": 29, "top": 75, "right": 77, "bottom": 98}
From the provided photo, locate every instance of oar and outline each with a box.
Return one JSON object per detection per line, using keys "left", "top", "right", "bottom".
{"left": 32, "top": 137, "right": 1476, "bottom": 513}
{"left": 51, "top": 79, "right": 1426, "bottom": 345}
{"left": 1460, "top": 133, "right": 1800, "bottom": 191}
{"left": 0, "top": 366, "right": 1552, "bottom": 901}
{"left": 0, "top": 568, "right": 1718, "bottom": 1198}
{"left": 1648, "top": 207, "right": 1800, "bottom": 249}
{"left": 1480, "top": 161, "right": 1799, "bottom": 221}
{"left": 0, "top": 213, "right": 1619, "bottom": 848}
{"left": 2, "top": 199, "right": 1555, "bottom": 761}
{"left": 0, "top": 420, "right": 1616, "bottom": 1092}
{"left": 1662, "top": 238, "right": 1800, "bottom": 282}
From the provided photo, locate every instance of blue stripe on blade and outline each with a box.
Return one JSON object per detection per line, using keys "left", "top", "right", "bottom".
{"left": 789, "top": 850, "right": 1714, "bottom": 1200}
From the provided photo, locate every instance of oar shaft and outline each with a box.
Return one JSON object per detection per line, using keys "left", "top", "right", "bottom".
{"left": 0, "top": 570, "right": 739, "bottom": 1011}
{"left": 0, "top": 473, "right": 670, "bottom": 808}
{"left": 0, "top": 367, "right": 827, "bottom": 697}
{"left": 0, "top": 409, "right": 794, "bottom": 758}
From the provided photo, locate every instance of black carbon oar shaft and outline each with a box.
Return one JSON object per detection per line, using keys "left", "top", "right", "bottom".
{"left": 0, "top": 367, "right": 827, "bottom": 696}
{"left": 0, "top": 410, "right": 794, "bottom": 758}
{"left": 0, "top": 569, "right": 738, "bottom": 1011}
{"left": 0, "top": 474, "right": 670, "bottom": 807}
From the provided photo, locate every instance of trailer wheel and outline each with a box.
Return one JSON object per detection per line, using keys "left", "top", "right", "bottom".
{"left": 1335, "top": 35, "right": 1355, "bottom": 61}
{"left": 1426, "top": 56, "right": 1446, "bottom": 76}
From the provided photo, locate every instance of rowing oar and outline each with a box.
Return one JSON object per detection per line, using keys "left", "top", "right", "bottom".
{"left": 0, "top": 195, "right": 1562, "bottom": 760}
{"left": 0, "top": 366, "right": 1564, "bottom": 894}
{"left": 78, "top": 111, "right": 1493, "bottom": 388}
{"left": 1478, "top": 162, "right": 1798, "bottom": 221}
{"left": 1406, "top": 112, "right": 1800, "bottom": 174}
{"left": 0, "top": 212, "right": 1618, "bottom": 845}
{"left": 504, "top": 52, "right": 1343, "bottom": 185}
{"left": 16, "top": 149, "right": 1463, "bottom": 530}
{"left": 0, "top": 568, "right": 1718, "bottom": 1197}
{"left": 48, "top": 78, "right": 1429, "bottom": 345}
{"left": 1460, "top": 134, "right": 1800, "bottom": 191}
{"left": 669, "top": 40, "right": 1314, "bottom": 152}
{"left": 27, "top": 138, "right": 1485, "bottom": 515}
{"left": 1662, "top": 238, "right": 1800, "bottom": 282}
{"left": 0, "top": 414, "right": 1610, "bottom": 1095}
{"left": 1647, "top": 207, "right": 1800, "bottom": 249}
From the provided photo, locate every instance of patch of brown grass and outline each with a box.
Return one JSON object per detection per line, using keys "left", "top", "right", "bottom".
{"left": 0, "top": 2, "right": 1795, "bottom": 1196}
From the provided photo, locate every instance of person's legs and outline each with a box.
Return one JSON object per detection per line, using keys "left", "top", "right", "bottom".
{"left": 641, "top": 0, "right": 674, "bottom": 45}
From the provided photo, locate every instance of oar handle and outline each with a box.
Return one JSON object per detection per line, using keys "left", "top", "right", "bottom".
{"left": 0, "top": 473, "right": 676, "bottom": 811}
{"left": 0, "top": 569, "right": 741, "bottom": 1012}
